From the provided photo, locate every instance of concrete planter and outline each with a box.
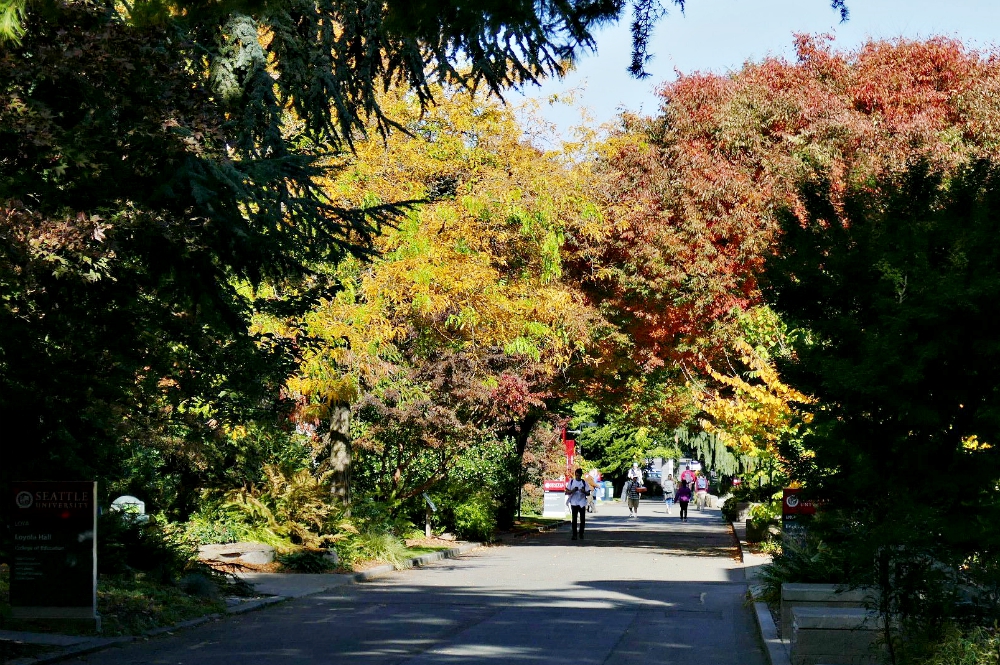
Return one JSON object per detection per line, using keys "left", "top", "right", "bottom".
{"left": 790, "top": 606, "right": 886, "bottom": 665}
{"left": 781, "top": 583, "right": 871, "bottom": 639}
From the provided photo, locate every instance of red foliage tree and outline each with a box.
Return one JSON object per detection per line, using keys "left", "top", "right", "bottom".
{"left": 568, "top": 35, "right": 1000, "bottom": 370}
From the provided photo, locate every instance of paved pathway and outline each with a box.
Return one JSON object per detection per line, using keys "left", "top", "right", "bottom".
{"left": 69, "top": 499, "right": 765, "bottom": 665}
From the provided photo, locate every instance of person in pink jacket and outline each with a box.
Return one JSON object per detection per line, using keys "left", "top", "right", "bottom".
{"left": 675, "top": 480, "right": 693, "bottom": 522}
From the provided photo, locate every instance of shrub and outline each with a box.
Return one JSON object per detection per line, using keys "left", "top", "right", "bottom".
{"left": 720, "top": 498, "right": 740, "bottom": 523}
{"left": 453, "top": 495, "right": 497, "bottom": 541}
{"left": 183, "top": 510, "right": 246, "bottom": 545}
{"left": 748, "top": 501, "right": 780, "bottom": 527}
{"left": 916, "top": 626, "right": 1000, "bottom": 665}
{"left": 176, "top": 572, "right": 220, "bottom": 599}
{"left": 758, "top": 534, "right": 851, "bottom": 604}
{"left": 184, "top": 465, "right": 353, "bottom": 551}
{"left": 352, "top": 498, "right": 421, "bottom": 539}
{"left": 278, "top": 548, "right": 336, "bottom": 573}
{"left": 98, "top": 512, "right": 196, "bottom": 583}
{"left": 355, "top": 532, "right": 411, "bottom": 569}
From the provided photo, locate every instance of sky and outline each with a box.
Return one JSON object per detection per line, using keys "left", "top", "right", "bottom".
{"left": 512, "top": 0, "right": 1000, "bottom": 139}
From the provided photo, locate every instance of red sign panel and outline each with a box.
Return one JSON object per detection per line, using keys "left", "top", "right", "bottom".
{"left": 782, "top": 488, "right": 816, "bottom": 516}
{"left": 543, "top": 480, "right": 566, "bottom": 492}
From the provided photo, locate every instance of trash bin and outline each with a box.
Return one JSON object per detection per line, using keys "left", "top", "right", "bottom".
{"left": 604, "top": 481, "right": 615, "bottom": 501}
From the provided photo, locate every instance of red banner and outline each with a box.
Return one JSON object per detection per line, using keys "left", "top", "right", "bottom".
{"left": 562, "top": 427, "right": 576, "bottom": 479}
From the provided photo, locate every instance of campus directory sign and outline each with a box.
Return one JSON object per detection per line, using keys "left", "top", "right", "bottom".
{"left": 10, "top": 481, "right": 97, "bottom": 620}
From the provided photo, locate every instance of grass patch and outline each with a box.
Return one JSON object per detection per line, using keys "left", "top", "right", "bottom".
{"left": 403, "top": 546, "right": 450, "bottom": 557}
{"left": 0, "top": 565, "right": 227, "bottom": 637}
{"left": 98, "top": 575, "right": 226, "bottom": 636}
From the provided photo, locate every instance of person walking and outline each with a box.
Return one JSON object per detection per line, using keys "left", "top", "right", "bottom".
{"left": 624, "top": 476, "right": 641, "bottom": 518}
{"left": 694, "top": 472, "right": 710, "bottom": 511}
{"left": 676, "top": 479, "right": 693, "bottom": 522}
{"left": 565, "top": 468, "right": 591, "bottom": 540}
{"left": 661, "top": 473, "right": 676, "bottom": 515}
{"left": 584, "top": 470, "right": 599, "bottom": 514}
{"left": 680, "top": 465, "right": 696, "bottom": 488}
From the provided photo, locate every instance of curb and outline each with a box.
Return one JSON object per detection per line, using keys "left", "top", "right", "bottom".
{"left": 226, "top": 596, "right": 288, "bottom": 614}
{"left": 753, "top": 601, "right": 791, "bottom": 665}
{"left": 3, "top": 543, "right": 482, "bottom": 665}
{"left": 735, "top": 519, "right": 789, "bottom": 665}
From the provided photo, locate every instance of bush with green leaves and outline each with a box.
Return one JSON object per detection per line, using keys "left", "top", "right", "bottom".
{"left": 183, "top": 464, "right": 352, "bottom": 551}
{"left": 748, "top": 501, "right": 780, "bottom": 527}
{"left": 720, "top": 498, "right": 741, "bottom": 523}
{"left": 453, "top": 494, "right": 498, "bottom": 541}
{"left": 278, "top": 549, "right": 337, "bottom": 573}
{"left": 914, "top": 626, "right": 1000, "bottom": 665}
{"left": 758, "top": 533, "right": 854, "bottom": 605}
{"left": 98, "top": 512, "right": 196, "bottom": 583}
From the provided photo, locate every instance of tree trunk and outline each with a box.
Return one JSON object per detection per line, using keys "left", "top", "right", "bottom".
{"left": 326, "top": 402, "right": 352, "bottom": 511}
{"left": 497, "top": 415, "right": 539, "bottom": 530}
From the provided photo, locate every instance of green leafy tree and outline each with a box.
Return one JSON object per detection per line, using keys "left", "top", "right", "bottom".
{"left": 766, "top": 160, "right": 1000, "bottom": 640}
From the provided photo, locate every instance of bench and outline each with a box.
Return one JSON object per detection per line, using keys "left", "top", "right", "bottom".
{"left": 790, "top": 606, "right": 886, "bottom": 665}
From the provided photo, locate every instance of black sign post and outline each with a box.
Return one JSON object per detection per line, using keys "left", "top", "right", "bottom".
{"left": 10, "top": 481, "right": 98, "bottom": 627}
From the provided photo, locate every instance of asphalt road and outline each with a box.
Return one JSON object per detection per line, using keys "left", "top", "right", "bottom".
{"left": 70, "top": 500, "right": 765, "bottom": 665}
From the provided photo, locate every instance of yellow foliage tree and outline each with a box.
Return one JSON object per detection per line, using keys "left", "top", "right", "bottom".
{"left": 257, "top": 84, "right": 618, "bottom": 509}
{"left": 697, "top": 338, "right": 813, "bottom": 456}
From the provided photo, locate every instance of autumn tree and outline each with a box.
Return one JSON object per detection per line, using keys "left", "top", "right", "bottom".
{"left": 694, "top": 307, "right": 812, "bottom": 461}
{"left": 258, "top": 86, "right": 618, "bottom": 523}
{"left": 0, "top": 0, "right": 664, "bottom": 514}
{"left": 588, "top": 34, "right": 1000, "bottom": 633}
{"left": 573, "top": 36, "right": 1000, "bottom": 369}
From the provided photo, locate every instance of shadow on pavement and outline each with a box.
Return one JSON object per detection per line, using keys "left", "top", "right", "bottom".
{"left": 67, "top": 500, "right": 761, "bottom": 665}
{"left": 70, "top": 579, "right": 763, "bottom": 665}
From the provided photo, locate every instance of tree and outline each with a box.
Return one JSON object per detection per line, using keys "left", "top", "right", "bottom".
{"left": 0, "top": 4, "right": 348, "bottom": 498}
{"left": 695, "top": 307, "right": 813, "bottom": 457}
{"left": 574, "top": 35, "right": 1000, "bottom": 372}
{"left": 766, "top": 159, "right": 1000, "bottom": 637}
{"left": 261, "top": 86, "right": 617, "bottom": 522}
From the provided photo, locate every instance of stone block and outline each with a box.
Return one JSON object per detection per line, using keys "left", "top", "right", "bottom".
{"left": 199, "top": 542, "right": 276, "bottom": 565}
{"left": 791, "top": 607, "right": 886, "bottom": 665}
{"left": 781, "top": 583, "right": 870, "bottom": 637}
